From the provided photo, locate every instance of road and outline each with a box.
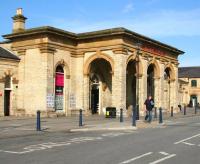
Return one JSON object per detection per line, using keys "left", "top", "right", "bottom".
{"left": 0, "top": 116, "right": 199, "bottom": 164}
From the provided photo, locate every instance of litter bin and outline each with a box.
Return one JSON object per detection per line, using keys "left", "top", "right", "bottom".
{"left": 105, "top": 107, "right": 116, "bottom": 118}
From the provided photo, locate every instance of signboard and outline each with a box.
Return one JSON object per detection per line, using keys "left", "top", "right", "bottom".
{"left": 69, "top": 93, "right": 76, "bottom": 108}
{"left": 47, "top": 93, "right": 54, "bottom": 108}
{"left": 56, "top": 73, "right": 64, "bottom": 87}
{"left": 142, "top": 44, "right": 166, "bottom": 56}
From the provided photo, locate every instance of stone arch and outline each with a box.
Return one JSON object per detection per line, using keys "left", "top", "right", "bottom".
{"left": 55, "top": 59, "right": 70, "bottom": 76}
{"left": 126, "top": 55, "right": 143, "bottom": 77}
{"left": 164, "top": 64, "right": 175, "bottom": 81}
{"left": 148, "top": 59, "right": 160, "bottom": 78}
{"left": 84, "top": 53, "right": 114, "bottom": 75}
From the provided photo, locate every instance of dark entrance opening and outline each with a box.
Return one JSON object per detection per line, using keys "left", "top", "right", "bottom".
{"left": 147, "top": 64, "right": 154, "bottom": 98}
{"left": 4, "top": 90, "right": 11, "bottom": 116}
{"left": 91, "top": 84, "right": 99, "bottom": 114}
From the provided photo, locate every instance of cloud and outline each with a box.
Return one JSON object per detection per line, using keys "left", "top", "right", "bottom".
{"left": 122, "top": 3, "right": 134, "bottom": 13}
{"left": 49, "top": 8, "right": 200, "bottom": 37}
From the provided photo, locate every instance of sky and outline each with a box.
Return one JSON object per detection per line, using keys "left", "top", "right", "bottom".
{"left": 0, "top": 0, "right": 200, "bottom": 67}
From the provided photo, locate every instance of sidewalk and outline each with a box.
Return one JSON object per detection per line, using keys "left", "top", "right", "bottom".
{"left": 0, "top": 107, "right": 199, "bottom": 139}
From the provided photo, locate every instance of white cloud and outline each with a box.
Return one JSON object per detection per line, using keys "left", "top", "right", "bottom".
{"left": 49, "top": 8, "right": 200, "bottom": 37}
{"left": 122, "top": 3, "right": 134, "bottom": 13}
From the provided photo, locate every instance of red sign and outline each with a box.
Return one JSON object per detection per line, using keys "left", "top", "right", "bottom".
{"left": 142, "top": 44, "right": 166, "bottom": 56}
{"left": 56, "top": 73, "right": 64, "bottom": 87}
{"left": 0, "top": 92, "right": 2, "bottom": 96}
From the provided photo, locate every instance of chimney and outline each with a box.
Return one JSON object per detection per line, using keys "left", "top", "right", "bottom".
{"left": 12, "top": 8, "right": 27, "bottom": 33}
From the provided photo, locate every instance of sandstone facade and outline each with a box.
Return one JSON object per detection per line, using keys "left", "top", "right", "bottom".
{"left": 0, "top": 9, "right": 184, "bottom": 117}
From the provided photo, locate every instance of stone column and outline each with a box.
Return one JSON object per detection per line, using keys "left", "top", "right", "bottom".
{"left": 40, "top": 46, "right": 56, "bottom": 115}
{"left": 138, "top": 57, "right": 148, "bottom": 115}
{"left": 83, "top": 75, "right": 90, "bottom": 115}
{"left": 112, "top": 54, "right": 126, "bottom": 113}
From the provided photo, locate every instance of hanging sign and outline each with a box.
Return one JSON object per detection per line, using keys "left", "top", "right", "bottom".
{"left": 56, "top": 73, "right": 64, "bottom": 87}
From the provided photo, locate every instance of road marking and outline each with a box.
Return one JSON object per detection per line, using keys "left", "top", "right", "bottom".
{"left": 182, "top": 142, "right": 195, "bottom": 146}
{"left": 0, "top": 137, "right": 103, "bottom": 155}
{"left": 119, "top": 152, "right": 153, "bottom": 164}
{"left": 149, "top": 154, "right": 176, "bottom": 164}
{"left": 159, "top": 151, "right": 169, "bottom": 155}
{"left": 174, "top": 133, "right": 200, "bottom": 144}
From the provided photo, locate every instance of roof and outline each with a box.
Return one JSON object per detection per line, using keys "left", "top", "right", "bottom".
{"left": 0, "top": 47, "right": 20, "bottom": 60}
{"left": 3, "top": 26, "right": 184, "bottom": 55}
{"left": 179, "top": 67, "right": 200, "bottom": 78}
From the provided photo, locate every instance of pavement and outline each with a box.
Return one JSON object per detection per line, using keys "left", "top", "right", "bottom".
{"left": 0, "top": 106, "right": 199, "bottom": 139}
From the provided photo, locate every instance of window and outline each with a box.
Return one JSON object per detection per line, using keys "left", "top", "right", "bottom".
{"left": 191, "top": 80, "right": 197, "bottom": 87}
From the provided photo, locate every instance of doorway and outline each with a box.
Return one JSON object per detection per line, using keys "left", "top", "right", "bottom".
{"left": 91, "top": 84, "right": 99, "bottom": 114}
{"left": 4, "top": 90, "right": 11, "bottom": 116}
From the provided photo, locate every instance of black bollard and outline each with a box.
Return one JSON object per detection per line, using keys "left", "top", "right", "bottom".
{"left": 120, "top": 108, "right": 123, "bottom": 122}
{"left": 79, "top": 109, "right": 83, "bottom": 126}
{"left": 171, "top": 106, "right": 173, "bottom": 117}
{"left": 159, "top": 107, "right": 163, "bottom": 124}
{"left": 36, "top": 110, "right": 41, "bottom": 131}
{"left": 184, "top": 105, "right": 186, "bottom": 115}
{"left": 132, "top": 106, "right": 136, "bottom": 126}
{"left": 136, "top": 104, "right": 139, "bottom": 120}
{"left": 154, "top": 107, "right": 157, "bottom": 119}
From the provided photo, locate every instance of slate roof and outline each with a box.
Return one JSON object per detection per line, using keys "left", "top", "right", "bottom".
{"left": 179, "top": 67, "right": 200, "bottom": 78}
{"left": 0, "top": 47, "right": 20, "bottom": 60}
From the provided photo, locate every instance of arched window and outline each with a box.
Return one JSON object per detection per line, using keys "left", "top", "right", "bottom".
{"left": 55, "top": 65, "right": 64, "bottom": 110}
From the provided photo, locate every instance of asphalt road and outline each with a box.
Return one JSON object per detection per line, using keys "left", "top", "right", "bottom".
{"left": 0, "top": 116, "right": 200, "bottom": 164}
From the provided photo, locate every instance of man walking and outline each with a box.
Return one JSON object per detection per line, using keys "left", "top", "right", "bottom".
{"left": 144, "top": 96, "right": 154, "bottom": 122}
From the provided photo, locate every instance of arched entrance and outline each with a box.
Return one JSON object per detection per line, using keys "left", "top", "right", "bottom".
{"left": 147, "top": 64, "right": 155, "bottom": 98}
{"left": 126, "top": 60, "right": 137, "bottom": 109}
{"left": 4, "top": 76, "right": 12, "bottom": 116}
{"left": 55, "top": 65, "right": 64, "bottom": 111}
{"left": 88, "top": 58, "right": 112, "bottom": 114}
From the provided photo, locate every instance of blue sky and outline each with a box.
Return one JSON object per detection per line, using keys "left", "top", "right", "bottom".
{"left": 0, "top": 0, "right": 200, "bottom": 66}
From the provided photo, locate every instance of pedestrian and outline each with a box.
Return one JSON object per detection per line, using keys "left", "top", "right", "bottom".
{"left": 144, "top": 95, "right": 154, "bottom": 123}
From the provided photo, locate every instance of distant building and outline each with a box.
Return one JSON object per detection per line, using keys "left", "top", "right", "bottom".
{"left": 178, "top": 67, "right": 200, "bottom": 107}
{"left": 0, "top": 9, "right": 184, "bottom": 117}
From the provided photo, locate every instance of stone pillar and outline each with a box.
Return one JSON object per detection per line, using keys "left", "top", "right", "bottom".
{"left": 16, "top": 49, "right": 26, "bottom": 111}
{"left": 138, "top": 57, "right": 148, "bottom": 115}
{"left": 158, "top": 63, "right": 165, "bottom": 109}
{"left": 83, "top": 75, "right": 90, "bottom": 115}
{"left": 112, "top": 54, "right": 126, "bottom": 113}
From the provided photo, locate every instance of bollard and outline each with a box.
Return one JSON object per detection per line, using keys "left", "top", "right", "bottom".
{"left": 159, "top": 107, "right": 163, "bottom": 124}
{"left": 184, "top": 105, "right": 186, "bottom": 115}
{"left": 132, "top": 106, "right": 136, "bottom": 126}
{"left": 195, "top": 105, "right": 197, "bottom": 114}
{"left": 171, "top": 106, "right": 173, "bottom": 117}
{"left": 154, "top": 107, "right": 157, "bottom": 119}
{"left": 79, "top": 109, "right": 83, "bottom": 126}
{"left": 136, "top": 104, "right": 139, "bottom": 120}
{"left": 120, "top": 108, "right": 123, "bottom": 122}
{"left": 36, "top": 110, "right": 41, "bottom": 131}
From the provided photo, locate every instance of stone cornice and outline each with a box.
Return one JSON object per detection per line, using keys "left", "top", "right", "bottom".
{"left": 39, "top": 43, "right": 56, "bottom": 54}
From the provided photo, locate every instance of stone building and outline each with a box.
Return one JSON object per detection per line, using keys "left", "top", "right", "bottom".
{"left": 0, "top": 9, "right": 184, "bottom": 117}
{"left": 178, "top": 67, "right": 200, "bottom": 107}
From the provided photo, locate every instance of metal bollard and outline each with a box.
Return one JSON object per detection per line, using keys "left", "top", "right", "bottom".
{"left": 79, "top": 109, "right": 83, "bottom": 126}
{"left": 171, "top": 106, "right": 173, "bottom": 117}
{"left": 154, "top": 107, "right": 157, "bottom": 119}
{"left": 120, "top": 108, "right": 123, "bottom": 122}
{"left": 132, "top": 106, "right": 136, "bottom": 126}
{"left": 159, "top": 107, "right": 163, "bottom": 124}
{"left": 184, "top": 105, "right": 186, "bottom": 115}
{"left": 36, "top": 110, "right": 41, "bottom": 131}
{"left": 136, "top": 104, "right": 139, "bottom": 120}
